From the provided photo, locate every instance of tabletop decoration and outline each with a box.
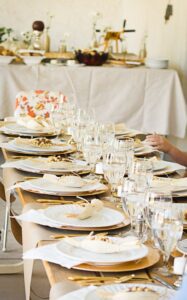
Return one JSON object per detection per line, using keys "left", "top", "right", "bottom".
{"left": 15, "top": 202, "right": 128, "bottom": 230}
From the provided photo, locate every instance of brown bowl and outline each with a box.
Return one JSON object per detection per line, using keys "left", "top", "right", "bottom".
{"left": 75, "top": 50, "right": 108, "bottom": 66}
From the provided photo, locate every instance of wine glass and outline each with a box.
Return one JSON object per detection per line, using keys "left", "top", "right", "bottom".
{"left": 49, "top": 101, "right": 65, "bottom": 138}
{"left": 151, "top": 206, "right": 183, "bottom": 276}
{"left": 114, "top": 138, "right": 134, "bottom": 175}
{"left": 121, "top": 178, "right": 147, "bottom": 240}
{"left": 146, "top": 187, "right": 173, "bottom": 227}
{"left": 129, "top": 158, "right": 153, "bottom": 192}
{"left": 103, "top": 153, "right": 127, "bottom": 202}
{"left": 82, "top": 134, "right": 102, "bottom": 171}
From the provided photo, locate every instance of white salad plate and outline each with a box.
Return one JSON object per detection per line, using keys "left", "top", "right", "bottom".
{"left": 56, "top": 236, "right": 148, "bottom": 266}
{"left": 0, "top": 122, "right": 55, "bottom": 136}
{"left": 0, "top": 139, "right": 74, "bottom": 155}
{"left": 16, "top": 157, "right": 90, "bottom": 174}
{"left": 177, "top": 239, "right": 187, "bottom": 255}
{"left": 18, "top": 178, "right": 108, "bottom": 196}
{"left": 43, "top": 204, "right": 125, "bottom": 228}
{"left": 85, "top": 283, "right": 174, "bottom": 300}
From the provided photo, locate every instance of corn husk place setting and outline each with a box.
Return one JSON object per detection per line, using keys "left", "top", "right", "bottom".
{"left": 16, "top": 199, "right": 130, "bottom": 230}
{"left": 0, "top": 119, "right": 56, "bottom": 137}
{"left": 0, "top": 137, "right": 75, "bottom": 155}
{"left": 66, "top": 283, "right": 175, "bottom": 300}
{"left": 23, "top": 232, "right": 160, "bottom": 273}
{"left": 1, "top": 156, "right": 91, "bottom": 175}
{"left": 13, "top": 174, "right": 108, "bottom": 196}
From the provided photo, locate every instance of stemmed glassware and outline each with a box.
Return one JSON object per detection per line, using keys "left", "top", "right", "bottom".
{"left": 103, "top": 153, "right": 127, "bottom": 202}
{"left": 49, "top": 101, "right": 65, "bottom": 138}
{"left": 82, "top": 134, "right": 102, "bottom": 172}
{"left": 114, "top": 138, "right": 134, "bottom": 175}
{"left": 151, "top": 206, "right": 183, "bottom": 275}
{"left": 129, "top": 158, "right": 153, "bottom": 192}
{"left": 121, "top": 178, "right": 147, "bottom": 240}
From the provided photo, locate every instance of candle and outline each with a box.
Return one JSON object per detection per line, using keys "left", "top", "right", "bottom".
{"left": 173, "top": 257, "right": 187, "bottom": 275}
{"left": 95, "top": 162, "right": 103, "bottom": 174}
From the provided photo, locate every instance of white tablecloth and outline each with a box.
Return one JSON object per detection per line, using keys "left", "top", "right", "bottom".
{"left": 0, "top": 64, "right": 186, "bottom": 137}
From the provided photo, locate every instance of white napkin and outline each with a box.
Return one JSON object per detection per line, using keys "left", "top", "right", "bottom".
{"left": 1, "top": 158, "right": 88, "bottom": 170}
{"left": 17, "top": 116, "right": 52, "bottom": 130}
{"left": 23, "top": 243, "right": 84, "bottom": 268}
{"left": 56, "top": 286, "right": 96, "bottom": 300}
{"left": 7, "top": 180, "right": 104, "bottom": 193}
{"left": 15, "top": 209, "right": 63, "bottom": 228}
{"left": 1, "top": 159, "right": 26, "bottom": 169}
{"left": 43, "top": 174, "right": 87, "bottom": 188}
{"left": 64, "top": 235, "right": 140, "bottom": 254}
{"left": 151, "top": 177, "right": 187, "bottom": 192}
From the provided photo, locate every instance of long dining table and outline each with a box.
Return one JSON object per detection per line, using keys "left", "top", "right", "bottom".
{"left": 1, "top": 131, "right": 187, "bottom": 300}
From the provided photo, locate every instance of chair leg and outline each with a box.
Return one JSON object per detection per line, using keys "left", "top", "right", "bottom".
{"left": 2, "top": 201, "right": 10, "bottom": 252}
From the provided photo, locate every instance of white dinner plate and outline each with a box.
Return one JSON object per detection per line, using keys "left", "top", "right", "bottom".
{"left": 134, "top": 146, "right": 156, "bottom": 156}
{"left": 56, "top": 236, "right": 148, "bottom": 266}
{"left": 18, "top": 158, "right": 90, "bottom": 174}
{"left": 43, "top": 204, "right": 125, "bottom": 228}
{"left": 115, "top": 129, "right": 141, "bottom": 137}
{"left": 177, "top": 239, "right": 187, "bottom": 255}
{"left": 19, "top": 178, "right": 108, "bottom": 196}
{"left": 153, "top": 161, "right": 168, "bottom": 172}
{"left": 1, "top": 139, "right": 73, "bottom": 155}
{"left": 151, "top": 177, "right": 187, "bottom": 193}
{"left": 85, "top": 283, "right": 174, "bottom": 300}
{"left": 0, "top": 122, "right": 55, "bottom": 136}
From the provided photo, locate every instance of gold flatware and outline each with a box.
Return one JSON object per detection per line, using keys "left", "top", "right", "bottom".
{"left": 36, "top": 199, "right": 85, "bottom": 205}
{"left": 24, "top": 176, "right": 40, "bottom": 180}
{"left": 76, "top": 196, "right": 89, "bottom": 202}
{"left": 68, "top": 275, "right": 132, "bottom": 281}
{"left": 73, "top": 275, "right": 135, "bottom": 286}
{"left": 68, "top": 274, "right": 153, "bottom": 286}
{"left": 50, "top": 233, "right": 86, "bottom": 239}
{"left": 51, "top": 232, "right": 108, "bottom": 240}
{"left": 9, "top": 155, "right": 34, "bottom": 160}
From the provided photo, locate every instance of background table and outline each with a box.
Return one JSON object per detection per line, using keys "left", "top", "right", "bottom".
{"left": 0, "top": 64, "right": 186, "bottom": 138}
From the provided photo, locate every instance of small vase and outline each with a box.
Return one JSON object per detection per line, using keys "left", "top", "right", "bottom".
{"left": 43, "top": 29, "right": 50, "bottom": 52}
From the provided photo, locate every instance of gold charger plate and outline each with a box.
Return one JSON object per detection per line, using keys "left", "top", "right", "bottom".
{"left": 0, "top": 121, "right": 58, "bottom": 137}
{"left": 14, "top": 163, "right": 91, "bottom": 176}
{"left": 58, "top": 219, "right": 130, "bottom": 232}
{"left": 18, "top": 185, "right": 108, "bottom": 197}
{"left": 2, "top": 145, "right": 76, "bottom": 156}
{"left": 73, "top": 246, "right": 160, "bottom": 272}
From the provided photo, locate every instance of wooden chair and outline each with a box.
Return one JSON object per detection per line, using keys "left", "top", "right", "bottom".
{"left": 0, "top": 180, "right": 23, "bottom": 274}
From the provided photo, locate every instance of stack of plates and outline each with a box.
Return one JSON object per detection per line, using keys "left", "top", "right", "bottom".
{"left": 0, "top": 122, "right": 55, "bottom": 137}
{"left": 0, "top": 139, "right": 75, "bottom": 155}
{"left": 10, "top": 157, "right": 90, "bottom": 175}
{"left": 56, "top": 236, "right": 148, "bottom": 266}
{"left": 84, "top": 284, "right": 175, "bottom": 300}
{"left": 145, "top": 58, "right": 169, "bottom": 69}
{"left": 43, "top": 204, "right": 128, "bottom": 230}
{"left": 18, "top": 177, "right": 108, "bottom": 196}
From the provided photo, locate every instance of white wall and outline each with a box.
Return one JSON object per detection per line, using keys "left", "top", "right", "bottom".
{"left": 0, "top": 0, "right": 124, "bottom": 50}
{"left": 0, "top": 0, "right": 187, "bottom": 148}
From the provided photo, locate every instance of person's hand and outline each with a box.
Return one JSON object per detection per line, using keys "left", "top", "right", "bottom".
{"left": 145, "top": 134, "right": 172, "bottom": 153}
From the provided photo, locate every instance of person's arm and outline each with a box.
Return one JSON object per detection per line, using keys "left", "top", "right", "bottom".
{"left": 145, "top": 134, "right": 187, "bottom": 167}
{"left": 167, "top": 144, "right": 187, "bottom": 167}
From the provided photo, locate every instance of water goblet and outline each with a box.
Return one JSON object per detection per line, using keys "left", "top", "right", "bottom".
{"left": 49, "top": 101, "right": 65, "bottom": 138}
{"left": 129, "top": 158, "right": 153, "bottom": 192}
{"left": 151, "top": 206, "right": 183, "bottom": 276}
{"left": 121, "top": 178, "right": 147, "bottom": 240}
